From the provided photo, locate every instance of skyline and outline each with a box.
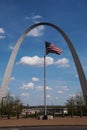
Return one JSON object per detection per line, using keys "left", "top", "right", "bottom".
{"left": 0, "top": 0, "right": 87, "bottom": 105}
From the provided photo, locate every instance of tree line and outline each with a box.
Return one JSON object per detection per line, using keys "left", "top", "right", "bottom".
{"left": 0, "top": 93, "right": 87, "bottom": 119}
{"left": 0, "top": 93, "right": 22, "bottom": 119}
{"left": 66, "top": 93, "right": 87, "bottom": 117}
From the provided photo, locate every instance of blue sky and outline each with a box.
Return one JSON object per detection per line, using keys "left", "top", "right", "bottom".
{"left": 0, "top": 0, "right": 87, "bottom": 106}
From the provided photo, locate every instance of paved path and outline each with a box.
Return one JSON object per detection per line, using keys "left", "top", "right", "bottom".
{"left": 1, "top": 126, "right": 87, "bottom": 130}
{"left": 0, "top": 117, "right": 87, "bottom": 127}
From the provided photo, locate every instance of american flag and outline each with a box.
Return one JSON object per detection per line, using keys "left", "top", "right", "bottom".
{"left": 45, "top": 41, "right": 62, "bottom": 55}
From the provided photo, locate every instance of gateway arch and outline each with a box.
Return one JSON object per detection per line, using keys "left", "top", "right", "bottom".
{"left": 0, "top": 22, "right": 87, "bottom": 103}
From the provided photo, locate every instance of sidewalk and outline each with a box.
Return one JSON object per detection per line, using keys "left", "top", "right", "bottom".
{"left": 0, "top": 117, "right": 87, "bottom": 127}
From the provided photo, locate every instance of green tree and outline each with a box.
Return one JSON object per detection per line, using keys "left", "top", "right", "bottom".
{"left": 14, "top": 97, "right": 23, "bottom": 118}
{"left": 66, "top": 93, "right": 86, "bottom": 117}
{"left": 0, "top": 93, "right": 23, "bottom": 119}
{"left": 66, "top": 98, "right": 74, "bottom": 117}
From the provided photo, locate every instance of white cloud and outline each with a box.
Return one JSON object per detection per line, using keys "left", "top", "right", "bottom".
{"left": 32, "top": 15, "right": 42, "bottom": 20}
{"left": 32, "top": 77, "right": 39, "bottom": 82}
{"left": 55, "top": 58, "right": 70, "bottom": 67}
{"left": 17, "top": 55, "right": 54, "bottom": 67}
{"left": 76, "top": 74, "right": 79, "bottom": 78}
{"left": 46, "top": 86, "right": 52, "bottom": 90}
{"left": 36, "top": 85, "right": 52, "bottom": 91}
{"left": 0, "top": 36, "right": 5, "bottom": 39}
{"left": 46, "top": 57, "right": 54, "bottom": 65}
{"left": 0, "top": 28, "right": 5, "bottom": 40}
{"left": 8, "top": 45, "right": 14, "bottom": 50}
{"left": 17, "top": 56, "right": 70, "bottom": 69}
{"left": 0, "top": 28, "right": 5, "bottom": 33}
{"left": 10, "top": 77, "right": 15, "bottom": 81}
{"left": 21, "top": 92, "right": 29, "bottom": 97}
{"left": 57, "top": 90, "right": 64, "bottom": 94}
{"left": 47, "top": 95, "right": 51, "bottom": 98}
{"left": 36, "top": 86, "right": 43, "bottom": 91}
{"left": 61, "top": 85, "right": 69, "bottom": 91}
{"left": 69, "top": 94, "right": 76, "bottom": 98}
{"left": 25, "top": 16, "right": 30, "bottom": 20}
{"left": 20, "top": 82, "right": 34, "bottom": 90}
{"left": 57, "top": 85, "right": 69, "bottom": 94}
{"left": 25, "top": 15, "right": 42, "bottom": 20}
{"left": 69, "top": 93, "right": 82, "bottom": 98}
{"left": 55, "top": 97, "right": 59, "bottom": 99}
{"left": 27, "top": 25, "right": 45, "bottom": 37}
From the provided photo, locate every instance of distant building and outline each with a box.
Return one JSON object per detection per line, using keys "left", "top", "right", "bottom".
{"left": 21, "top": 106, "right": 68, "bottom": 116}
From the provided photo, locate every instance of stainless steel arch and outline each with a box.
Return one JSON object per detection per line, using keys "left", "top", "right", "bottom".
{"left": 0, "top": 22, "right": 87, "bottom": 102}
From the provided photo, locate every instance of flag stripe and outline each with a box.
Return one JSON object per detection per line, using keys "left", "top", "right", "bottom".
{"left": 45, "top": 41, "right": 62, "bottom": 55}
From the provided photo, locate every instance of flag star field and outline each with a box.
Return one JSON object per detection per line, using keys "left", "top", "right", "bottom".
{"left": 0, "top": 0, "right": 87, "bottom": 105}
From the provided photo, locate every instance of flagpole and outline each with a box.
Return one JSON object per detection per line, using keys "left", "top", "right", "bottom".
{"left": 44, "top": 55, "right": 47, "bottom": 117}
{"left": 43, "top": 43, "right": 47, "bottom": 119}
{"left": 43, "top": 41, "right": 62, "bottom": 119}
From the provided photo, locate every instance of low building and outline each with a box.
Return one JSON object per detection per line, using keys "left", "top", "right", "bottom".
{"left": 21, "top": 106, "right": 68, "bottom": 116}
